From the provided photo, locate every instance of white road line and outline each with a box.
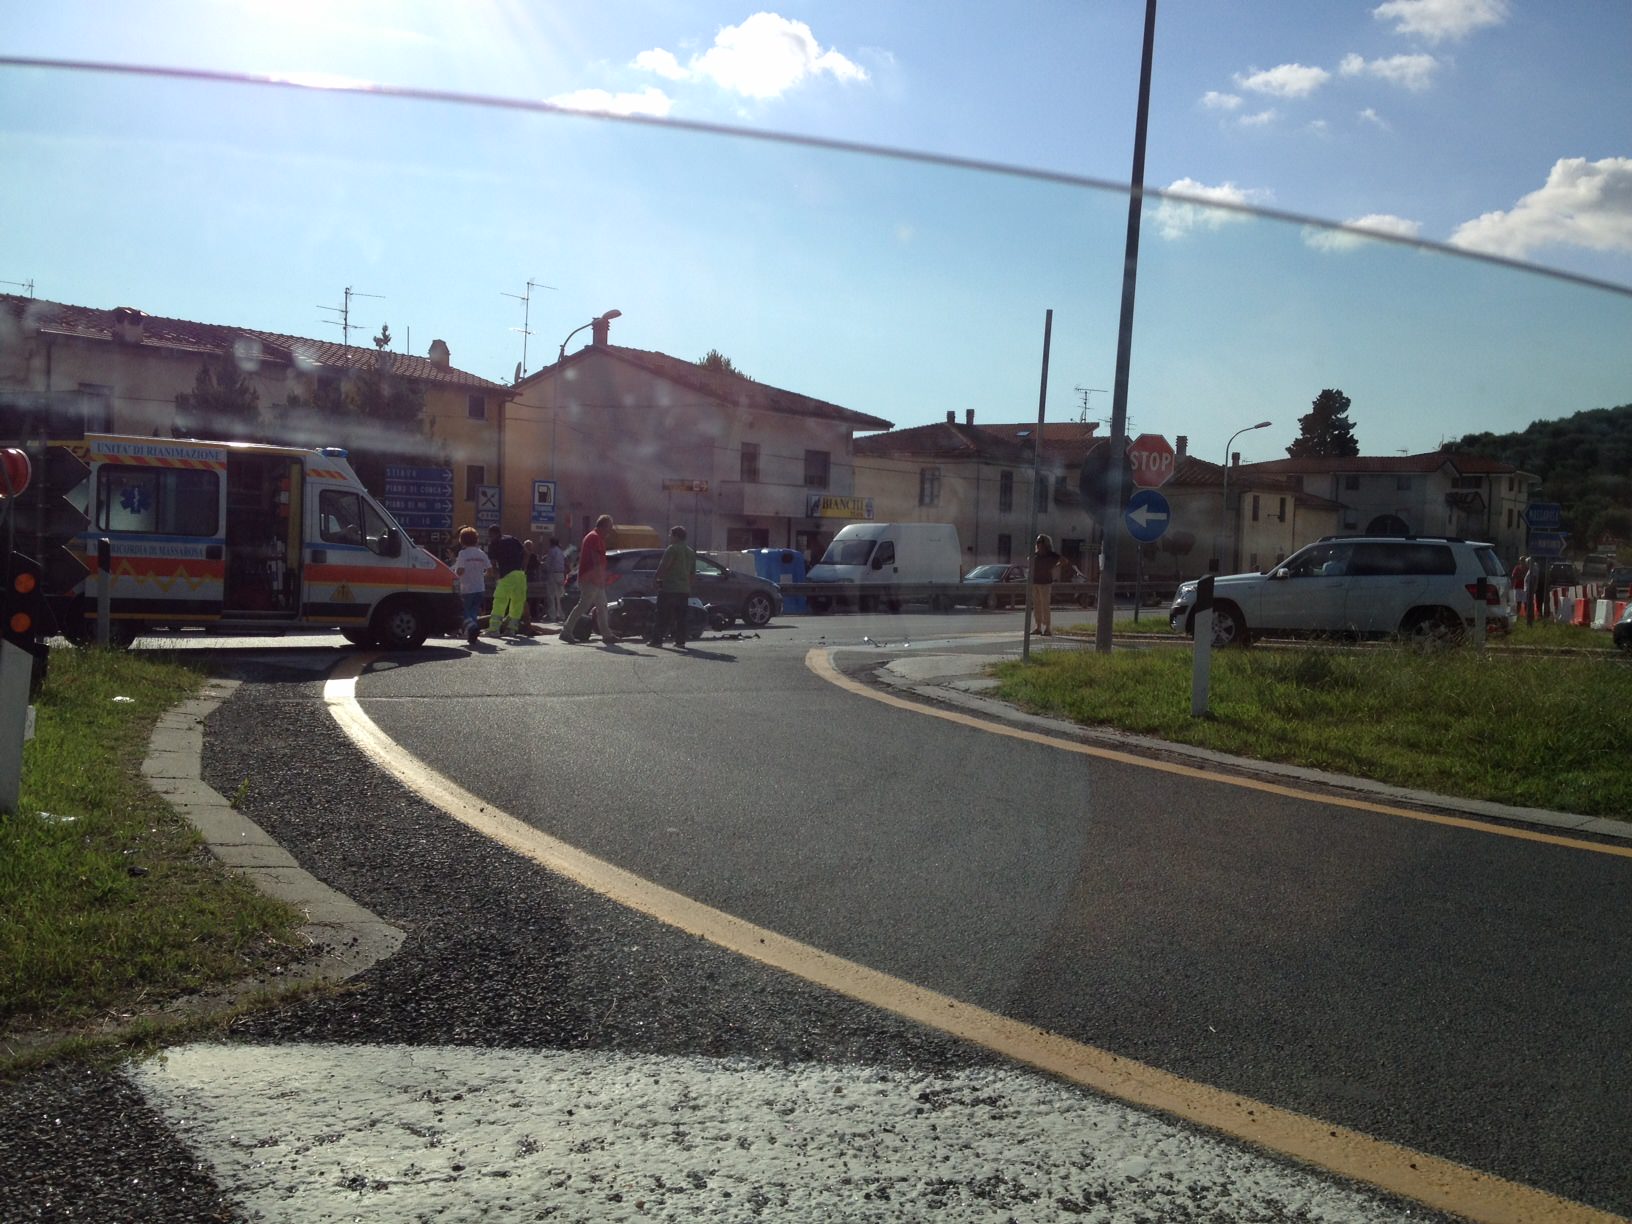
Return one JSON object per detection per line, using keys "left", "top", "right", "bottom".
{"left": 132, "top": 1041, "right": 1422, "bottom": 1223}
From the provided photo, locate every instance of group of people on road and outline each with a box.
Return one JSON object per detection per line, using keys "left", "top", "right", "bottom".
{"left": 450, "top": 525, "right": 567, "bottom": 648}
{"left": 558, "top": 514, "right": 697, "bottom": 649}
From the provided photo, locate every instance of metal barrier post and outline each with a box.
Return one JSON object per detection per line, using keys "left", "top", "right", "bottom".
{"left": 1190, "top": 574, "right": 1214, "bottom": 718}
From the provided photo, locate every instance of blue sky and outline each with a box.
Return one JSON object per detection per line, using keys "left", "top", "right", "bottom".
{"left": 2, "top": 1, "right": 1628, "bottom": 465}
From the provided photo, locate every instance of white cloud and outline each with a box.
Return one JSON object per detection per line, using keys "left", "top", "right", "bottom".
{"left": 1235, "top": 63, "right": 1331, "bottom": 98}
{"left": 1201, "top": 91, "right": 1242, "bottom": 111}
{"left": 631, "top": 48, "right": 688, "bottom": 81}
{"left": 1449, "top": 157, "right": 1632, "bottom": 258}
{"left": 635, "top": 12, "right": 868, "bottom": 101}
{"left": 1239, "top": 109, "right": 1278, "bottom": 128}
{"left": 1154, "top": 178, "right": 1274, "bottom": 240}
{"left": 1339, "top": 52, "right": 1439, "bottom": 91}
{"left": 547, "top": 87, "right": 674, "bottom": 118}
{"left": 1304, "top": 213, "right": 1424, "bottom": 252}
{"left": 1359, "top": 107, "right": 1390, "bottom": 130}
{"left": 1372, "top": 0, "right": 1508, "bottom": 43}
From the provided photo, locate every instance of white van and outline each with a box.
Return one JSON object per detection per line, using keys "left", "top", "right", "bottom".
{"left": 40, "top": 434, "right": 459, "bottom": 649}
{"left": 806, "top": 522, "right": 963, "bottom": 610}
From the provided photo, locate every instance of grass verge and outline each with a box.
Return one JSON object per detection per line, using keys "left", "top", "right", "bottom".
{"left": 1, "top": 647, "right": 306, "bottom": 1048}
{"left": 991, "top": 642, "right": 1632, "bottom": 818}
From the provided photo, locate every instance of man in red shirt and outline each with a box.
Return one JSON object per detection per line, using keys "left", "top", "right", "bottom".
{"left": 559, "top": 514, "right": 620, "bottom": 644}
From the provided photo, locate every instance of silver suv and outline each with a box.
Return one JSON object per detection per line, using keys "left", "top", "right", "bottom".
{"left": 1169, "top": 536, "right": 1511, "bottom": 647}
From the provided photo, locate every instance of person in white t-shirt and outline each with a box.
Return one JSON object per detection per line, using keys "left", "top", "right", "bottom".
{"left": 451, "top": 525, "right": 493, "bottom": 648}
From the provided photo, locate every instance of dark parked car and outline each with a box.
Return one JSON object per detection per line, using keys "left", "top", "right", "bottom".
{"left": 960, "top": 563, "right": 1026, "bottom": 608}
{"left": 1614, "top": 602, "right": 1632, "bottom": 651}
{"left": 567, "top": 549, "right": 783, "bottom": 627}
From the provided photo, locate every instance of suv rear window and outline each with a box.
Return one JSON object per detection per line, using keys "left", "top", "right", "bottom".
{"left": 1474, "top": 546, "right": 1505, "bottom": 577}
{"left": 1348, "top": 542, "right": 1456, "bottom": 576}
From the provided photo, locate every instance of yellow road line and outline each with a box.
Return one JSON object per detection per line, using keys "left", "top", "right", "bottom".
{"left": 324, "top": 655, "right": 1623, "bottom": 1224}
{"left": 809, "top": 647, "right": 1632, "bottom": 860}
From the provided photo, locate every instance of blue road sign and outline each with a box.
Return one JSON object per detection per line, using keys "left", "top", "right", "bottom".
{"left": 1523, "top": 502, "right": 1562, "bottom": 530}
{"left": 1528, "top": 531, "right": 1568, "bottom": 558}
{"left": 1125, "top": 488, "right": 1171, "bottom": 542}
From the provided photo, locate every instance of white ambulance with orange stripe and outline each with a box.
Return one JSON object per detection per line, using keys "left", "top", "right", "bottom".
{"left": 59, "top": 434, "right": 459, "bottom": 648}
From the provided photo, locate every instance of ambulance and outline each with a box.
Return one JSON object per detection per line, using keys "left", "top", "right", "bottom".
{"left": 39, "top": 434, "right": 459, "bottom": 648}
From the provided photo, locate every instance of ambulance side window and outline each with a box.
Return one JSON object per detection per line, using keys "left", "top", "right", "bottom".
{"left": 361, "top": 499, "right": 399, "bottom": 557}
{"left": 97, "top": 466, "right": 219, "bottom": 535}
{"left": 319, "top": 490, "right": 365, "bottom": 547}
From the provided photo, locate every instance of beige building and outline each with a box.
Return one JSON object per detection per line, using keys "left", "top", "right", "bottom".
{"left": 504, "top": 321, "right": 890, "bottom": 556}
{"left": 0, "top": 294, "right": 509, "bottom": 542}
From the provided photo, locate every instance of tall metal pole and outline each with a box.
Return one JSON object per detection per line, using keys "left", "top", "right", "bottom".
{"left": 1094, "top": 0, "right": 1158, "bottom": 654}
{"left": 1023, "top": 309, "right": 1054, "bottom": 663}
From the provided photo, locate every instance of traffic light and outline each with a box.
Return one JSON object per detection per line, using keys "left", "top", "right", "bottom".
{"left": 3, "top": 550, "right": 56, "bottom": 654}
{"left": 9, "top": 444, "right": 91, "bottom": 632}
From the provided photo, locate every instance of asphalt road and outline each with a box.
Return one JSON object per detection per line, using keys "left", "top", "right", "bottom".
{"left": 341, "top": 610, "right": 1632, "bottom": 1218}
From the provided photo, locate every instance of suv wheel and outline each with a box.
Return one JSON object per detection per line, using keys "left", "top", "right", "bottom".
{"left": 1402, "top": 607, "right": 1463, "bottom": 648}
{"left": 1211, "top": 603, "right": 1249, "bottom": 648}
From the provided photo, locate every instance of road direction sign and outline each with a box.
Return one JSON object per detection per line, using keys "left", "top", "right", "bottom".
{"left": 531, "top": 480, "right": 556, "bottom": 527}
{"left": 1127, "top": 434, "right": 1176, "bottom": 489}
{"left": 1528, "top": 531, "right": 1568, "bottom": 558}
{"left": 1124, "top": 488, "right": 1171, "bottom": 542}
{"left": 1523, "top": 502, "right": 1562, "bottom": 531}
{"left": 476, "top": 485, "right": 501, "bottom": 529}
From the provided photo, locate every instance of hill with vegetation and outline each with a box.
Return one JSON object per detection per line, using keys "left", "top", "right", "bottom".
{"left": 1449, "top": 401, "right": 1632, "bottom": 554}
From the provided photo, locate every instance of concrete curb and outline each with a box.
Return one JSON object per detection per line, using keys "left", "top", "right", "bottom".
{"left": 144, "top": 676, "right": 406, "bottom": 983}
{"left": 875, "top": 652, "right": 1632, "bottom": 844}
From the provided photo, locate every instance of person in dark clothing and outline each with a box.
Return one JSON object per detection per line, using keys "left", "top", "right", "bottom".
{"left": 486, "top": 530, "right": 534, "bottom": 636}
{"left": 1031, "top": 533, "right": 1061, "bottom": 636}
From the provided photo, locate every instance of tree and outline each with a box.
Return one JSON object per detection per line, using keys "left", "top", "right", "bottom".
{"left": 174, "top": 355, "right": 262, "bottom": 440}
{"left": 1286, "top": 389, "right": 1359, "bottom": 458}
{"left": 698, "top": 349, "right": 749, "bottom": 379}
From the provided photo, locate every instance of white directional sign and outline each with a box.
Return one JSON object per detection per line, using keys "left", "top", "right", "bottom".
{"left": 1125, "top": 488, "right": 1171, "bottom": 542}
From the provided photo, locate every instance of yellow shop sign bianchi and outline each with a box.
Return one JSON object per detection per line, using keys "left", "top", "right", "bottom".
{"left": 805, "top": 495, "right": 874, "bottom": 520}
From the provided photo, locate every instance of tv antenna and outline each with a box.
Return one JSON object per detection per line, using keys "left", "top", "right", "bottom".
{"left": 1, "top": 278, "right": 34, "bottom": 298}
{"left": 1074, "top": 386, "right": 1109, "bottom": 424}
{"left": 502, "top": 276, "right": 558, "bottom": 379}
{"left": 318, "top": 286, "right": 384, "bottom": 348}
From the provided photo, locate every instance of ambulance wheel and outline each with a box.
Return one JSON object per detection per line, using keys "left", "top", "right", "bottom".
{"left": 341, "top": 628, "right": 378, "bottom": 648}
{"left": 372, "top": 599, "right": 430, "bottom": 651}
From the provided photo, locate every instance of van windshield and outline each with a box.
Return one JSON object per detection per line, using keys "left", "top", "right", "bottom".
{"left": 819, "top": 539, "right": 876, "bottom": 566}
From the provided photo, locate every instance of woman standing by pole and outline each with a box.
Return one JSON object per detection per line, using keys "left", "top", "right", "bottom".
{"left": 1031, "top": 533, "right": 1061, "bottom": 637}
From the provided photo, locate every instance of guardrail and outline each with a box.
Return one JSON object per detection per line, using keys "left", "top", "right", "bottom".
{"left": 773, "top": 580, "right": 1174, "bottom": 612}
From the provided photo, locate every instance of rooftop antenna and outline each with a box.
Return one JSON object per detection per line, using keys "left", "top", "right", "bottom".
{"left": 318, "top": 286, "right": 384, "bottom": 348}
{"left": 1, "top": 278, "right": 35, "bottom": 298}
{"left": 1074, "top": 386, "right": 1109, "bottom": 424}
{"left": 502, "top": 277, "right": 557, "bottom": 379}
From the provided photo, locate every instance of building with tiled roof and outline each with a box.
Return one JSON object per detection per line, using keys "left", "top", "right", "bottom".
{"left": 0, "top": 295, "right": 511, "bottom": 539}
{"left": 507, "top": 321, "right": 892, "bottom": 554}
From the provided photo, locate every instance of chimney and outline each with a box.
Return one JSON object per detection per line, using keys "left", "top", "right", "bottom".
{"left": 965, "top": 409, "right": 975, "bottom": 425}
{"left": 111, "top": 306, "right": 145, "bottom": 345}
{"left": 946, "top": 410, "right": 955, "bottom": 424}
{"left": 1231, "top": 451, "right": 1241, "bottom": 467}
{"left": 591, "top": 316, "right": 613, "bottom": 347}
{"left": 428, "top": 339, "right": 451, "bottom": 369}
{"left": 1176, "top": 434, "right": 1187, "bottom": 460}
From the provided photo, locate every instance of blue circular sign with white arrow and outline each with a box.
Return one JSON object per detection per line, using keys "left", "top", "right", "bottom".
{"left": 1124, "top": 488, "right": 1171, "bottom": 542}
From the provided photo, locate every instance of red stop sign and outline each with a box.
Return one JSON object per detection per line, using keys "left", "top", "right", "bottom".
{"left": 1127, "top": 433, "right": 1175, "bottom": 489}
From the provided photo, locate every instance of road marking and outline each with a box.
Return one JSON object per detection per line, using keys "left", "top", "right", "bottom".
{"left": 324, "top": 656, "right": 1619, "bottom": 1224}
{"left": 133, "top": 1041, "right": 1432, "bottom": 1222}
{"left": 807, "top": 647, "right": 1632, "bottom": 861}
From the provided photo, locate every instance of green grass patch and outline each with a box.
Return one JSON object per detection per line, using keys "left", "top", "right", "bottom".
{"left": 991, "top": 643, "right": 1632, "bottom": 818}
{"left": 1, "top": 648, "right": 304, "bottom": 1038}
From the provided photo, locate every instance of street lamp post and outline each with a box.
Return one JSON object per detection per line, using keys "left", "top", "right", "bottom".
{"left": 1211, "top": 420, "right": 1271, "bottom": 573}
{"left": 552, "top": 310, "right": 622, "bottom": 481}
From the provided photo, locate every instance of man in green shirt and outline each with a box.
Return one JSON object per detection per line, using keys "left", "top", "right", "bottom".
{"left": 647, "top": 525, "right": 697, "bottom": 648}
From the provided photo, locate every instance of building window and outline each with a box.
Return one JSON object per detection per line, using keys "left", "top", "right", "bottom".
{"left": 467, "top": 394, "right": 486, "bottom": 420}
{"left": 1344, "top": 475, "right": 1360, "bottom": 491}
{"left": 1396, "top": 476, "right": 1412, "bottom": 491}
{"left": 740, "top": 442, "right": 760, "bottom": 484}
{"left": 1507, "top": 508, "right": 1514, "bottom": 529}
{"left": 999, "top": 470, "right": 1014, "bottom": 512}
{"left": 997, "top": 533, "right": 1012, "bottom": 562}
{"left": 803, "top": 449, "right": 830, "bottom": 489}
{"left": 465, "top": 465, "right": 485, "bottom": 501}
{"left": 1277, "top": 496, "right": 1286, "bottom": 522}
{"left": 919, "top": 466, "right": 942, "bottom": 506}
{"left": 1507, "top": 476, "right": 1515, "bottom": 493}
{"left": 1251, "top": 494, "right": 1260, "bottom": 522}
{"left": 1035, "top": 478, "right": 1048, "bottom": 512}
